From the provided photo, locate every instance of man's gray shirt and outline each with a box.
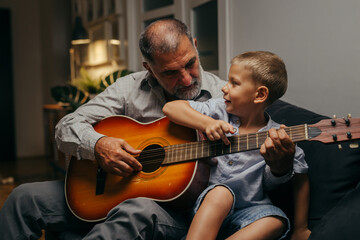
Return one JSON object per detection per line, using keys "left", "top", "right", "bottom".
{"left": 55, "top": 69, "right": 225, "bottom": 160}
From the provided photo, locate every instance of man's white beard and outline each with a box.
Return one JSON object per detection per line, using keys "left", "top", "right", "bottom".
{"left": 174, "top": 78, "right": 202, "bottom": 100}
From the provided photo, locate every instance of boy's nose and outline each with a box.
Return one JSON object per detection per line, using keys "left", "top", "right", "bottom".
{"left": 222, "top": 84, "right": 229, "bottom": 93}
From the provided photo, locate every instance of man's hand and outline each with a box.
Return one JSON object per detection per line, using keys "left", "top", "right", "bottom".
{"left": 94, "top": 136, "right": 142, "bottom": 177}
{"left": 260, "top": 125, "right": 295, "bottom": 176}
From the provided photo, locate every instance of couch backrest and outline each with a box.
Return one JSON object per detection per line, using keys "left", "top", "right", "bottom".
{"left": 266, "top": 100, "right": 360, "bottom": 229}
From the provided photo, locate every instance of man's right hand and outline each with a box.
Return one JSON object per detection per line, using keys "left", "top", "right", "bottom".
{"left": 94, "top": 136, "right": 142, "bottom": 177}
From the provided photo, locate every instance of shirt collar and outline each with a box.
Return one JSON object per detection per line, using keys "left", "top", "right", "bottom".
{"left": 258, "top": 113, "right": 273, "bottom": 132}
{"left": 229, "top": 112, "right": 273, "bottom": 132}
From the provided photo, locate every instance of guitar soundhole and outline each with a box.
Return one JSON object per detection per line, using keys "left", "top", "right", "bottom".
{"left": 138, "top": 144, "right": 165, "bottom": 173}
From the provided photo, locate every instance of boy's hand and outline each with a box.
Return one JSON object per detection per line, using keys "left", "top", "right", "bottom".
{"left": 205, "top": 120, "right": 235, "bottom": 145}
{"left": 260, "top": 125, "right": 295, "bottom": 176}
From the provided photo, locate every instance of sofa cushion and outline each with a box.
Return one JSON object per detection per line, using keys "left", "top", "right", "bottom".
{"left": 266, "top": 100, "right": 360, "bottom": 230}
{"left": 308, "top": 182, "right": 360, "bottom": 240}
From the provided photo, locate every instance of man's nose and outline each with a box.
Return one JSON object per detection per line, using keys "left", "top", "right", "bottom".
{"left": 179, "top": 69, "right": 192, "bottom": 86}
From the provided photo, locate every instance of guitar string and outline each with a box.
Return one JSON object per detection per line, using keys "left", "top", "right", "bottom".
{"left": 136, "top": 120, "right": 360, "bottom": 166}
{"left": 136, "top": 126, "right": 308, "bottom": 166}
{"left": 137, "top": 128, "right": 308, "bottom": 162}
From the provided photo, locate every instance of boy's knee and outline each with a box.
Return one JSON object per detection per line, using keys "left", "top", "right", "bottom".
{"left": 210, "top": 186, "right": 234, "bottom": 200}
{"left": 205, "top": 186, "right": 234, "bottom": 208}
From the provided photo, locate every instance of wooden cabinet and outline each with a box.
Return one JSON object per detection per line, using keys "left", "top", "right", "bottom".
{"left": 43, "top": 104, "right": 71, "bottom": 177}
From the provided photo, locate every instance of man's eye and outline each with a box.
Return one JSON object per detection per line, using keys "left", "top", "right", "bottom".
{"left": 163, "top": 71, "right": 177, "bottom": 76}
{"left": 185, "top": 59, "right": 196, "bottom": 69}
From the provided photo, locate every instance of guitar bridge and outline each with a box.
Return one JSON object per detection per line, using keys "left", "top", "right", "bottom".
{"left": 96, "top": 167, "right": 107, "bottom": 195}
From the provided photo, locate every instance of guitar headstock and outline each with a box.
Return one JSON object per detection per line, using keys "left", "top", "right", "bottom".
{"left": 308, "top": 115, "right": 360, "bottom": 145}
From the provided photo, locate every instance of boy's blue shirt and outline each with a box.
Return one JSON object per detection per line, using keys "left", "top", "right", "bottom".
{"left": 188, "top": 98, "right": 308, "bottom": 209}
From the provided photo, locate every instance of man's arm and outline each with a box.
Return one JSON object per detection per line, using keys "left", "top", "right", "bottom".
{"left": 55, "top": 83, "right": 124, "bottom": 160}
{"left": 55, "top": 78, "right": 142, "bottom": 176}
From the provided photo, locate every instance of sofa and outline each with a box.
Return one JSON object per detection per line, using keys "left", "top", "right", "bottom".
{"left": 266, "top": 100, "right": 360, "bottom": 240}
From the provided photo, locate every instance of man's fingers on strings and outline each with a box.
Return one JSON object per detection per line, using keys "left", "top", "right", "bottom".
{"left": 122, "top": 155, "right": 142, "bottom": 172}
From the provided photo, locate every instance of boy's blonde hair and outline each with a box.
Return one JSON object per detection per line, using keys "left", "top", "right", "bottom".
{"left": 231, "top": 51, "right": 287, "bottom": 104}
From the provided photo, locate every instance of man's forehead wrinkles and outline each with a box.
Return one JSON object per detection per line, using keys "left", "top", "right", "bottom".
{"left": 161, "top": 56, "right": 197, "bottom": 72}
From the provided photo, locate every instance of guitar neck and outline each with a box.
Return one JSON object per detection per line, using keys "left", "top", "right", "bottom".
{"left": 163, "top": 124, "right": 312, "bottom": 165}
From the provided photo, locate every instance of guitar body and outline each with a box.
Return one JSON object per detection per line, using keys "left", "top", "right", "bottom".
{"left": 65, "top": 116, "right": 210, "bottom": 222}
{"left": 65, "top": 114, "right": 360, "bottom": 222}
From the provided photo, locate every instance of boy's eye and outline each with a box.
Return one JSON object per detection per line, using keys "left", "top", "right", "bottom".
{"left": 231, "top": 81, "right": 239, "bottom": 86}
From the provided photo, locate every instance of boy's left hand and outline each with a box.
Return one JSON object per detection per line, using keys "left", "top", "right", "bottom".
{"left": 260, "top": 125, "right": 295, "bottom": 176}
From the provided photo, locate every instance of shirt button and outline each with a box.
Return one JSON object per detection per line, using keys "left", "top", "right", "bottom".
{"left": 228, "top": 160, "right": 234, "bottom": 166}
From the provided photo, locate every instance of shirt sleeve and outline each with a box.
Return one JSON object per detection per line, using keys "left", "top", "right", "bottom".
{"left": 188, "top": 98, "right": 227, "bottom": 119}
{"left": 263, "top": 145, "right": 307, "bottom": 190}
{"left": 263, "top": 165, "right": 294, "bottom": 191}
{"left": 55, "top": 79, "right": 127, "bottom": 160}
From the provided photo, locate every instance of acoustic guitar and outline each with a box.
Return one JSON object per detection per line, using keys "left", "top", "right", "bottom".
{"left": 65, "top": 115, "right": 360, "bottom": 222}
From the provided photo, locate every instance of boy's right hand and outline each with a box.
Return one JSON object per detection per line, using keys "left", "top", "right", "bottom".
{"left": 205, "top": 120, "right": 235, "bottom": 145}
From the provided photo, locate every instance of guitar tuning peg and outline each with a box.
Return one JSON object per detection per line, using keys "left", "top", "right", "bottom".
{"left": 331, "top": 119, "right": 336, "bottom": 126}
{"left": 333, "top": 114, "right": 337, "bottom": 119}
{"left": 347, "top": 132, "right": 352, "bottom": 139}
{"left": 338, "top": 144, "right": 343, "bottom": 150}
{"left": 347, "top": 113, "right": 352, "bottom": 119}
{"left": 344, "top": 117, "right": 351, "bottom": 126}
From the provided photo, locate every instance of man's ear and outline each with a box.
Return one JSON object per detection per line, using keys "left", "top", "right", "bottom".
{"left": 193, "top": 38, "right": 198, "bottom": 48}
{"left": 254, "top": 86, "right": 269, "bottom": 104}
{"left": 143, "top": 62, "right": 153, "bottom": 75}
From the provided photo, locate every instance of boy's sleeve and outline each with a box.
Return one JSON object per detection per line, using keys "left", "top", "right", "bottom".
{"left": 293, "top": 145, "right": 308, "bottom": 174}
{"left": 263, "top": 145, "right": 307, "bottom": 190}
{"left": 188, "top": 98, "right": 224, "bottom": 118}
{"left": 188, "top": 100, "right": 211, "bottom": 116}
{"left": 263, "top": 165, "right": 294, "bottom": 191}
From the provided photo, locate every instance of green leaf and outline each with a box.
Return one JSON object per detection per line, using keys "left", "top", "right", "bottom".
{"left": 51, "top": 85, "right": 89, "bottom": 110}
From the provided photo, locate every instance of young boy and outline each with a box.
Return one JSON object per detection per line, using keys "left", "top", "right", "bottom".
{"left": 163, "top": 51, "right": 310, "bottom": 240}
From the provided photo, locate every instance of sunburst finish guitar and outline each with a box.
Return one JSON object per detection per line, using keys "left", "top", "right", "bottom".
{"left": 65, "top": 115, "right": 360, "bottom": 222}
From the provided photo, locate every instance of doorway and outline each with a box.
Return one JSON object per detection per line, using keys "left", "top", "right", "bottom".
{"left": 0, "top": 8, "right": 16, "bottom": 162}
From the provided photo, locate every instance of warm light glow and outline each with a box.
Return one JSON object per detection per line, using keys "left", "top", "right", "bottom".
{"left": 110, "top": 39, "right": 121, "bottom": 45}
{"left": 89, "top": 40, "right": 107, "bottom": 65}
{"left": 71, "top": 39, "right": 91, "bottom": 45}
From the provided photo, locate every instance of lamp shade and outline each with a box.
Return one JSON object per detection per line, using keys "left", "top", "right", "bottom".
{"left": 71, "top": 16, "right": 90, "bottom": 45}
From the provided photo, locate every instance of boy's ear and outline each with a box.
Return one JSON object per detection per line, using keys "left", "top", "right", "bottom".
{"left": 254, "top": 86, "right": 269, "bottom": 104}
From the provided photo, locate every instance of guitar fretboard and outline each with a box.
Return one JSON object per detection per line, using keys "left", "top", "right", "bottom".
{"left": 163, "top": 124, "right": 309, "bottom": 164}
